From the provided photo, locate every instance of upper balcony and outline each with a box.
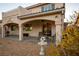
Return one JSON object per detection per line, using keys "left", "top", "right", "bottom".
{"left": 18, "top": 3, "right": 65, "bottom": 20}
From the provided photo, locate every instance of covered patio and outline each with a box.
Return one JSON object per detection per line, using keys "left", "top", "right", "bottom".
{"left": 1, "top": 20, "right": 56, "bottom": 43}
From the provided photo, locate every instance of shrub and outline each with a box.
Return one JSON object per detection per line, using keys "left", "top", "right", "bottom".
{"left": 45, "top": 43, "right": 60, "bottom": 56}
{"left": 60, "top": 25, "right": 79, "bottom": 56}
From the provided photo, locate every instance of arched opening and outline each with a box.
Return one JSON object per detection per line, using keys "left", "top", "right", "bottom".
{"left": 22, "top": 19, "right": 56, "bottom": 41}
{"left": 3, "top": 23, "right": 19, "bottom": 39}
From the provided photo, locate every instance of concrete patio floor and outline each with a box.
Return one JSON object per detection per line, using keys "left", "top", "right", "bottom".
{"left": 1, "top": 35, "right": 39, "bottom": 42}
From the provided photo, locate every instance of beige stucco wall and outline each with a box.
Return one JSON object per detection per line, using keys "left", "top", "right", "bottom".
{"left": 23, "top": 21, "right": 43, "bottom": 37}
{"left": 26, "top": 23, "right": 42, "bottom": 37}
{"left": 55, "top": 3, "right": 64, "bottom": 9}
{"left": 2, "top": 6, "right": 27, "bottom": 25}
{"left": 26, "top": 6, "right": 41, "bottom": 14}
{"left": 0, "top": 24, "right": 2, "bottom": 34}
{"left": 25, "top": 3, "right": 64, "bottom": 14}
{"left": 20, "top": 13, "right": 63, "bottom": 25}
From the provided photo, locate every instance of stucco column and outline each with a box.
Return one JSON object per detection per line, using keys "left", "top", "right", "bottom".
{"left": 51, "top": 25, "right": 56, "bottom": 36}
{"left": 55, "top": 24, "right": 62, "bottom": 46}
{"left": 1, "top": 25, "right": 5, "bottom": 38}
{"left": 61, "top": 15, "right": 64, "bottom": 32}
{"left": 19, "top": 24, "right": 23, "bottom": 41}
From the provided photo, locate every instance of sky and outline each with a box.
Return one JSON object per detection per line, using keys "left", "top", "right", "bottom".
{"left": 0, "top": 3, "right": 79, "bottom": 22}
{"left": 65, "top": 3, "right": 79, "bottom": 22}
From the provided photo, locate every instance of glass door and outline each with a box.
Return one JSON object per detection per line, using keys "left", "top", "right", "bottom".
{"left": 43, "top": 23, "right": 51, "bottom": 36}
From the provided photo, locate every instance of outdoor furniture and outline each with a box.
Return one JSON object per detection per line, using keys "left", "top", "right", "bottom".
{"left": 23, "top": 33, "right": 29, "bottom": 37}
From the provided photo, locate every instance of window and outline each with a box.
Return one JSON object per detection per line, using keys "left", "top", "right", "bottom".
{"left": 41, "top": 4, "right": 55, "bottom": 12}
{"left": 23, "top": 24, "right": 32, "bottom": 31}
{"left": 11, "top": 25, "right": 17, "bottom": 31}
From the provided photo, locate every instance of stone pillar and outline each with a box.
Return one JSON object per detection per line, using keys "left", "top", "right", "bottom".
{"left": 51, "top": 25, "right": 56, "bottom": 36}
{"left": 55, "top": 14, "right": 64, "bottom": 46}
{"left": 19, "top": 24, "right": 23, "bottom": 41}
{"left": 51, "top": 25, "right": 54, "bottom": 36}
{"left": 2, "top": 25, "right": 5, "bottom": 38}
{"left": 61, "top": 15, "right": 64, "bottom": 32}
{"left": 55, "top": 23, "right": 62, "bottom": 46}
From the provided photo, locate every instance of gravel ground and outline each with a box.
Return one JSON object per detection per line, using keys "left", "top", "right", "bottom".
{"left": 0, "top": 39, "right": 41, "bottom": 56}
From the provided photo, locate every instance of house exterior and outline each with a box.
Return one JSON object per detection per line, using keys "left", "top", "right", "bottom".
{"left": 0, "top": 3, "right": 65, "bottom": 45}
